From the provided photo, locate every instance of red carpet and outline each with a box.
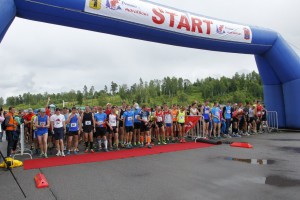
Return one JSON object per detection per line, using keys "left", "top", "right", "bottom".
{"left": 23, "top": 142, "right": 214, "bottom": 170}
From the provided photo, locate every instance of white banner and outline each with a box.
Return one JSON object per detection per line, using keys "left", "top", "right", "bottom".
{"left": 84, "top": 0, "right": 252, "bottom": 43}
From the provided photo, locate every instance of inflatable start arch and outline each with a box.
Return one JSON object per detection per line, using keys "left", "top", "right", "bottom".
{"left": 1, "top": 0, "right": 300, "bottom": 128}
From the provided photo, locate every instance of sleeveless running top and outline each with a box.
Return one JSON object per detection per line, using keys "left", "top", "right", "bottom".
{"left": 37, "top": 115, "right": 48, "bottom": 133}
{"left": 177, "top": 111, "right": 185, "bottom": 123}
{"left": 203, "top": 106, "right": 210, "bottom": 120}
{"left": 172, "top": 110, "right": 178, "bottom": 122}
{"left": 108, "top": 114, "right": 117, "bottom": 127}
{"left": 155, "top": 111, "right": 164, "bottom": 123}
{"left": 163, "top": 110, "right": 172, "bottom": 124}
{"left": 69, "top": 115, "right": 79, "bottom": 131}
{"left": 82, "top": 112, "right": 93, "bottom": 128}
{"left": 257, "top": 105, "right": 263, "bottom": 117}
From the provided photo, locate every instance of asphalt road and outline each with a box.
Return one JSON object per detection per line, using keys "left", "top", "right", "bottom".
{"left": 0, "top": 132, "right": 300, "bottom": 200}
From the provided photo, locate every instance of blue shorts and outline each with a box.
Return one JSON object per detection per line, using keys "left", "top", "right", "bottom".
{"left": 54, "top": 127, "right": 64, "bottom": 140}
{"left": 165, "top": 123, "right": 172, "bottom": 127}
{"left": 213, "top": 119, "right": 221, "bottom": 124}
{"left": 37, "top": 130, "right": 48, "bottom": 137}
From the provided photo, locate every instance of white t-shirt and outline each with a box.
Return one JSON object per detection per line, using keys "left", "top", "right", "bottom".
{"left": 109, "top": 114, "right": 117, "bottom": 127}
{"left": 50, "top": 114, "right": 65, "bottom": 128}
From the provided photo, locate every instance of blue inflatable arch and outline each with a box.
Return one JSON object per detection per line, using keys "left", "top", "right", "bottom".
{"left": 1, "top": 0, "right": 300, "bottom": 128}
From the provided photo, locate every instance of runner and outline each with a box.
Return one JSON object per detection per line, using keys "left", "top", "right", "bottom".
{"left": 163, "top": 103, "right": 174, "bottom": 142}
{"left": 50, "top": 108, "right": 66, "bottom": 156}
{"left": 133, "top": 103, "right": 141, "bottom": 146}
{"left": 81, "top": 106, "right": 96, "bottom": 153}
{"left": 107, "top": 106, "right": 119, "bottom": 150}
{"left": 189, "top": 102, "right": 200, "bottom": 138}
{"left": 94, "top": 106, "right": 108, "bottom": 152}
{"left": 35, "top": 108, "right": 50, "bottom": 158}
{"left": 248, "top": 104, "right": 257, "bottom": 134}
{"left": 172, "top": 104, "right": 179, "bottom": 141}
{"left": 255, "top": 100, "right": 263, "bottom": 133}
{"left": 138, "top": 105, "right": 152, "bottom": 148}
{"left": 177, "top": 106, "right": 186, "bottom": 143}
{"left": 211, "top": 102, "right": 221, "bottom": 139}
{"left": 66, "top": 107, "right": 81, "bottom": 155}
{"left": 118, "top": 101, "right": 126, "bottom": 148}
{"left": 24, "top": 108, "right": 35, "bottom": 149}
{"left": 203, "top": 100, "right": 211, "bottom": 139}
{"left": 123, "top": 105, "right": 134, "bottom": 148}
{"left": 223, "top": 101, "right": 232, "bottom": 137}
{"left": 155, "top": 106, "right": 166, "bottom": 145}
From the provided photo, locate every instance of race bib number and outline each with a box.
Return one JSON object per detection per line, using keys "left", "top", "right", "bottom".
{"left": 99, "top": 121, "right": 104, "bottom": 125}
{"left": 128, "top": 117, "right": 133, "bottom": 121}
{"left": 142, "top": 116, "right": 148, "bottom": 121}
{"left": 173, "top": 115, "right": 177, "bottom": 118}
{"left": 216, "top": 112, "right": 220, "bottom": 116}
{"left": 205, "top": 110, "right": 209, "bottom": 114}
{"left": 40, "top": 122, "right": 46, "bottom": 126}
{"left": 227, "top": 110, "right": 231, "bottom": 114}
{"left": 157, "top": 116, "right": 163, "bottom": 122}
{"left": 135, "top": 115, "right": 139, "bottom": 119}
{"left": 71, "top": 123, "right": 77, "bottom": 127}
{"left": 257, "top": 111, "right": 261, "bottom": 115}
{"left": 179, "top": 116, "right": 184, "bottom": 120}
{"left": 85, "top": 121, "right": 91, "bottom": 125}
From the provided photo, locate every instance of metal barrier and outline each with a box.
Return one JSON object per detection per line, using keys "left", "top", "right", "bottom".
{"left": 13, "top": 123, "right": 32, "bottom": 159}
{"left": 266, "top": 111, "right": 279, "bottom": 132}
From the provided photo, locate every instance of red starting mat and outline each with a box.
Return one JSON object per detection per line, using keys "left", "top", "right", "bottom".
{"left": 24, "top": 142, "right": 213, "bottom": 170}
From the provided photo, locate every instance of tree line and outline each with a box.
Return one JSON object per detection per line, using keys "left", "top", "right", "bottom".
{"left": 1, "top": 71, "right": 263, "bottom": 109}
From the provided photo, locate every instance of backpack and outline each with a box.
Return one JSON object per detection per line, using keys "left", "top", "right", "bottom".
{"left": 1, "top": 117, "right": 7, "bottom": 131}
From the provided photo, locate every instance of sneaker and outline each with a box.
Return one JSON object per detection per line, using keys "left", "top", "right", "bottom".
{"left": 39, "top": 153, "right": 44, "bottom": 158}
{"left": 157, "top": 141, "right": 161, "bottom": 145}
{"left": 74, "top": 151, "right": 78, "bottom": 155}
{"left": 104, "top": 148, "right": 108, "bottom": 152}
{"left": 133, "top": 142, "right": 136, "bottom": 146}
{"left": 61, "top": 152, "right": 65, "bottom": 157}
{"left": 44, "top": 153, "right": 48, "bottom": 158}
{"left": 56, "top": 151, "right": 61, "bottom": 156}
{"left": 236, "top": 134, "right": 242, "bottom": 138}
{"left": 147, "top": 144, "right": 152, "bottom": 149}
{"left": 66, "top": 150, "right": 71, "bottom": 155}
{"left": 90, "top": 149, "right": 95, "bottom": 153}
{"left": 84, "top": 148, "right": 89, "bottom": 153}
{"left": 182, "top": 139, "right": 186, "bottom": 143}
{"left": 162, "top": 141, "right": 167, "bottom": 145}
{"left": 227, "top": 135, "right": 232, "bottom": 138}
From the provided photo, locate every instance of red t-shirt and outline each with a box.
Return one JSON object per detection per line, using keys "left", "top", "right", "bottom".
{"left": 24, "top": 113, "right": 35, "bottom": 127}
{"left": 105, "top": 109, "right": 111, "bottom": 116}
{"left": 45, "top": 108, "right": 51, "bottom": 116}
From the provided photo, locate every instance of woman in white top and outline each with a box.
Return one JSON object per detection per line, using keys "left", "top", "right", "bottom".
{"left": 189, "top": 102, "right": 200, "bottom": 138}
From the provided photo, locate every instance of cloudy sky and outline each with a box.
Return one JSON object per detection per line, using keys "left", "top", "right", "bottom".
{"left": 0, "top": 0, "right": 299, "bottom": 101}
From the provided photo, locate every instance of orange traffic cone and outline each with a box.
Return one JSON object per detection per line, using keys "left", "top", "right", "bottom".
{"left": 230, "top": 142, "right": 253, "bottom": 149}
{"left": 34, "top": 173, "right": 49, "bottom": 188}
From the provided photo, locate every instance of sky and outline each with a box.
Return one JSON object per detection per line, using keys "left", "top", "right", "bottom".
{"left": 0, "top": 0, "right": 299, "bottom": 101}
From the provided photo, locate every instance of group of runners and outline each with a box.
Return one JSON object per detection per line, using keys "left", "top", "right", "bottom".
{"left": 0, "top": 98, "right": 267, "bottom": 158}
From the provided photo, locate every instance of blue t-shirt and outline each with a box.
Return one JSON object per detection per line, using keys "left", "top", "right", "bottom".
{"left": 225, "top": 106, "right": 232, "bottom": 119}
{"left": 139, "top": 110, "right": 150, "bottom": 122}
{"left": 211, "top": 107, "right": 221, "bottom": 121}
{"left": 134, "top": 108, "right": 141, "bottom": 123}
{"left": 123, "top": 111, "right": 134, "bottom": 127}
{"left": 94, "top": 113, "right": 107, "bottom": 128}
{"left": 69, "top": 115, "right": 79, "bottom": 132}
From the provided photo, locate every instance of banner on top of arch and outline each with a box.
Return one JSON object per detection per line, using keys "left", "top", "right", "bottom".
{"left": 84, "top": 0, "right": 252, "bottom": 43}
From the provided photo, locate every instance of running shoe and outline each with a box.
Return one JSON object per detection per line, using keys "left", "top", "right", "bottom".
{"left": 227, "top": 135, "right": 232, "bottom": 138}
{"left": 56, "top": 151, "right": 61, "bottom": 156}
{"left": 39, "top": 153, "right": 44, "bottom": 158}
{"left": 133, "top": 142, "right": 137, "bottom": 147}
{"left": 74, "top": 151, "right": 78, "bottom": 155}
{"left": 162, "top": 141, "right": 167, "bottom": 145}
{"left": 66, "top": 150, "right": 71, "bottom": 155}
{"left": 61, "top": 152, "right": 65, "bottom": 157}
{"left": 182, "top": 139, "right": 186, "bottom": 143}
{"left": 90, "top": 149, "right": 95, "bottom": 153}
{"left": 147, "top": 144, "right": 152, "bottom": 149}
{"left": 84, "top": 148, "right": 89, "bottom": 153}
{"left": 235, "top": 134, "right": 242, "bottom": 138}
{"left": 104, "top": 148, "right": 108, "bottom": 152}
{"left": 44, "top": 153, "right": 48, "bottom": 158}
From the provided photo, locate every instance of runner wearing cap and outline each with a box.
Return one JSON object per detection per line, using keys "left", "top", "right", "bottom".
{"left": 133, "top": 103, "right": 141, "bottom": 146}
{"left": 50, "top": 108, "right": 66, "bottom": 156}
{"left": 35, "top": 108, "right": 50, "bottom": 158}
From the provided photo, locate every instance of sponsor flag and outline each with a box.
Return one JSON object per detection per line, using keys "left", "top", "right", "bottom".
{"left": 185, "top": 116, "right": 201, "bottom": 133}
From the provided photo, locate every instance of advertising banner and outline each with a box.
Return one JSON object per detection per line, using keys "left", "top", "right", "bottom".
{"left": 85, "top": 0, "right": 252, "bottom": 43}
{"left": 185, "top": 116, "right": 201, "bottom": 133}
